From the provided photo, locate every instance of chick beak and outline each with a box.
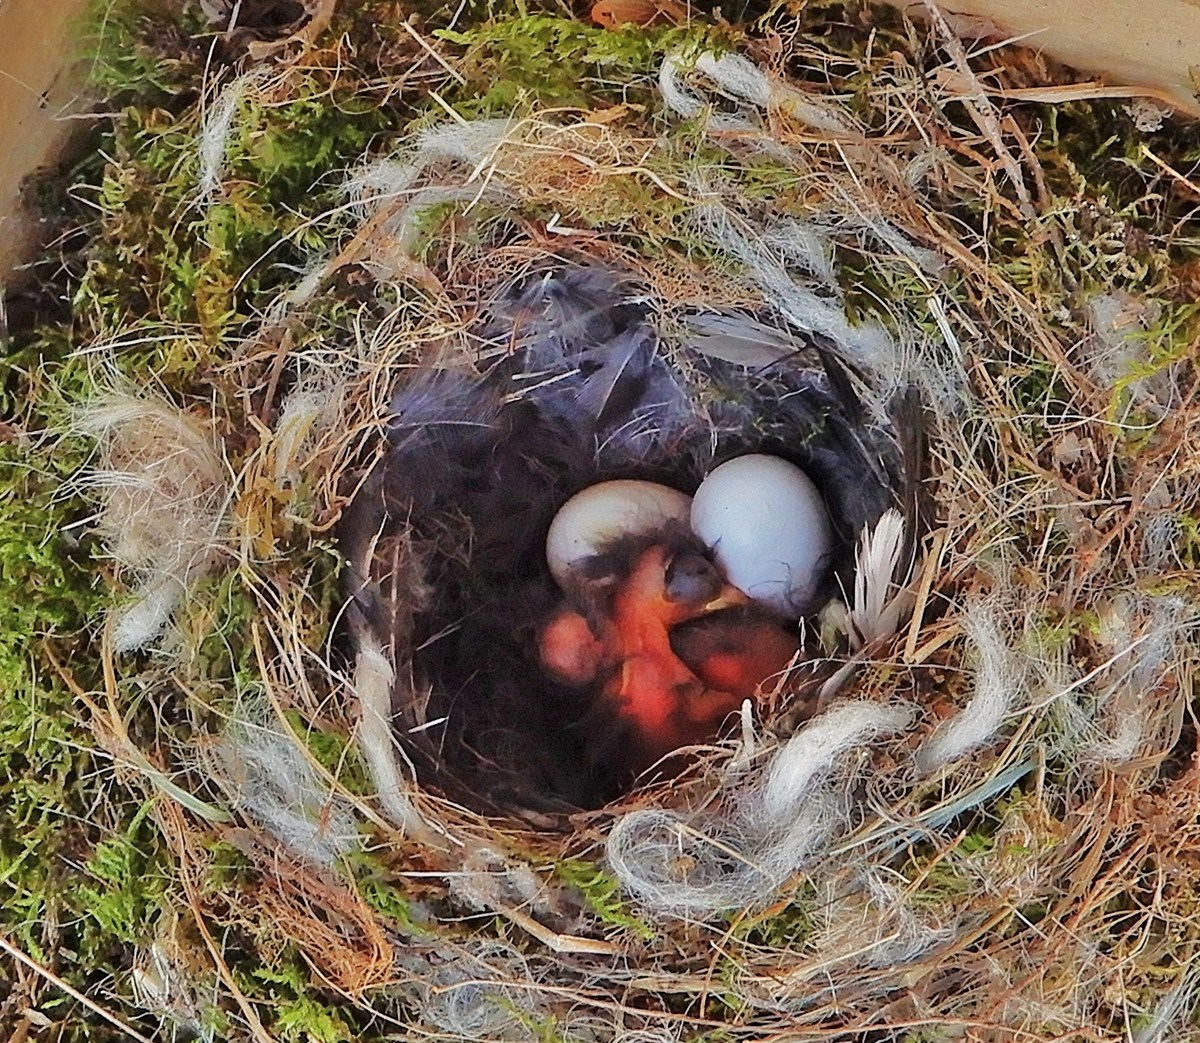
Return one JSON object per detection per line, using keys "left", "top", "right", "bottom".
{"left": 544, "top": 544, "right": 759, "bottom": 769}
{"left": 700, "top": 585, "right": 749, "bottom": 614}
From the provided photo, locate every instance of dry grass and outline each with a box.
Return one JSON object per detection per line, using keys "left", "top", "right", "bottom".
{"left": 69, "top": 4, "right": 1200, "bottom": 1041}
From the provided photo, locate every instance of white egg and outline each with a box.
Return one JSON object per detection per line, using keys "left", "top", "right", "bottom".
{"left": 690, "top": 454, "right": 832, "bottom": 616}
{"left": 546, "top": 479, "right": 692, "bottom": 589}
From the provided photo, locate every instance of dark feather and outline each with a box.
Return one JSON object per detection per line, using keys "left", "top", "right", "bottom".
{"left": 888, "top": 385, "right": 933, "bottom": 579}
{"left": 574, "top": 327, "right": 653, "bottom": 425}
{"left": 684, "top": 312, "right": 803, "bottom": 369}
{"left": 338, "top": 265, "right": 930, "bottom": 813}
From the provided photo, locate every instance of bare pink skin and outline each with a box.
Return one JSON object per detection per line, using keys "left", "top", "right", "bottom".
{"left": 539, "top": 545, "right": 798, "bottom": 771}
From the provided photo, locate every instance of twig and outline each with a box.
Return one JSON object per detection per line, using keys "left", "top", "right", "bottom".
{"left": 0, "top": 933, "right": 156, "bottom": 1043}
{"left": 490, "top": 901, "right": 622, "bottom": 956}
{"left": 1141, "top": 144, "right": 1200, "bottom": 200}
{"left": 921, "top": 0, "right": 1035, "bottom": 219}
{"left": 399, "top": 17, "right": 467, "bottom": 86}
{"left": 903, "top": 527, "right": 949, "bottom": 663}
{"left": 991, "top": 81, "right": 1184, "bottom": 109}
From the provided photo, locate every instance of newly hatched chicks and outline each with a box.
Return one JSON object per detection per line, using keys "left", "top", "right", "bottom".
{"left": 340, "top": 266, "right": 918, "bottom": 813}
{"left": 539, "top": 459, "right": 832, "bottom": 775}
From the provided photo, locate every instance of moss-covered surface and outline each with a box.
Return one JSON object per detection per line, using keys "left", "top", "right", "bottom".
{"left": 1, "top": 0, "right": 1198, "bottom": 1040}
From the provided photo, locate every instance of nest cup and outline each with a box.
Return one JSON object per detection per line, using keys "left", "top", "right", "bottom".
{"left": 339, "top": 263, "right": 921, "bottom": 819}
{"left": 70, "top": 15, "right": 1200, "bottom": 1038}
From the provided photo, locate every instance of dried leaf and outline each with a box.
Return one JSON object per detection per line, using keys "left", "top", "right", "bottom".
{"left": 590, "top": 0, "right": 686, "bottom": 29}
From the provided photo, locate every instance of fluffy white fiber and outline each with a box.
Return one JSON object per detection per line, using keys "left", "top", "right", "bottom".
{"left": 694, "top": 51, "right": 856, "bottom": 136}
{"left": 916, "top": 601, "right": 1027, "bottom": 773}
{"left": 756, "top": 701, "right": 914, "bottom": 826}
{"left": 1142, "top": 511, "right": 1183, "bottom": 570}
{"left": 197, "top": 69, "right": 267, "bottom": 203}
{"left": 259, "top": 119, "right": 520, "bottom": 320}
{"left": 775, "top": 867, "right": 953, "bottom": 993}
{"left": 352, "top": 630, "right": 431, "bottom": 840}
{"left": 658, "top": 53, "right": 754, "bottom": 135}
{"left": 450, "top": 845, "right": 544, "bottom": 913}
{"left": 759, "top": 217, "right": 838, "bottom": 286}
{"left": 704, "top": 208, "right": 851, "bottom": 347}
{"left": 75, "top": 391, "right": 229, "bottom": 652}
{"left": 695, "top": 201, "right": 900, "bottom": 372}
{"left": 661, "top": 50, "right": 967, "bottom": 412}
{"left": 856, "top": 866, "right": 954, "bottom": 965}
{"left": 834, "top": 205, "right": 944, "bottom": 275}
{"left": 343, "top": 119, "right": 517, "bottom": 219}
{"left": 111, "top": 576, "right": 188, "bottom": 657}
{"left": 1068, "top": 595, "right": 1195, "bottom": 767}
{"left": 208, "top": 714, "right": 361, "bottom": 867}
{"left": 660, "top": 50, "right": 855, "bottom": 137}
{"left": 607, "top": 700, "right": 915, "bottom": 916}
{"left": 415, "top": 942, "right": 551, "bottom": 1040}
{"left": 755, "top": 196, "right": 942, "bottom": 286}
{"left": 270, "top": 384, "right": 339, "bottom": 488}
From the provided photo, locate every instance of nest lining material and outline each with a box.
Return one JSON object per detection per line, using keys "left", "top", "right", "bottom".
{"left": 338, "top": 262, "right": 922, "bottom": 815}
{"left": 74, "top": 18, "right": 1200, "bottom": 1043}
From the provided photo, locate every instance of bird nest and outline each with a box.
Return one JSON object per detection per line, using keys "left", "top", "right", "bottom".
{"left": 59, "top": 1, "right": 1200, "bottom": 1039}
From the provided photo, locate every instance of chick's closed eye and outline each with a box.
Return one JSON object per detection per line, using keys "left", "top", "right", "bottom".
{"left": 663, "top": 550, "right": 726, "bottom": 607}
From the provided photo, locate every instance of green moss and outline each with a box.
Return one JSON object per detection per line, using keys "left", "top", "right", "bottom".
{"left": 283, "top": 710, "right": 373, "bottom": 799}
{"left": 436, "top": 15, "right": 725, "bottom": 115}
{"left": 75, "top": 801, "right": 167, "bottom": 945}
{"left": 901, "top": 1029, "right": 962, "bottom": 1043}
{"left": 554, "top": 857, "right": 655, "bottom": 940}
{"left": 184, "top": 571, "right": 263, "bottom": 688}
{"left": 350, "top": 862, "right": 425, "bottom": 933}
{"left": 507, "top": 1006, "right": 568, "bottom": 1043}
{"left": 85, "top": 0, "right": 209, "bottom": 104}
{"left": 203, "top": 839, "right": 257, "bottom": 892}
{"left": 71, "top": 76, "right": 390, "bottom": 341}
{"left": 0, "top": 434, "right": 104, "bottom": 903}
{"left": 272, "top": 993, "right": 355, "bottom": 1043}
{"left": 247, "top": 958, "right": 358, "bottom": 1043}
{"left": 0, "top": 416, "right": 156, "bottom": 1034}
{"left": 729, "top": 891, "right": 816, "bottom": 949}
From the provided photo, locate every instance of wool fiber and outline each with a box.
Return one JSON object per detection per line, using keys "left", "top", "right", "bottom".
{"left": 607, "top": 700, "right": 915, "bottom": 916}
{"left": 916, "top": 602, "right": 1027, "bottom": 772}
{"left": 76, "top": 392, "right": 229, "bottom": 652}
